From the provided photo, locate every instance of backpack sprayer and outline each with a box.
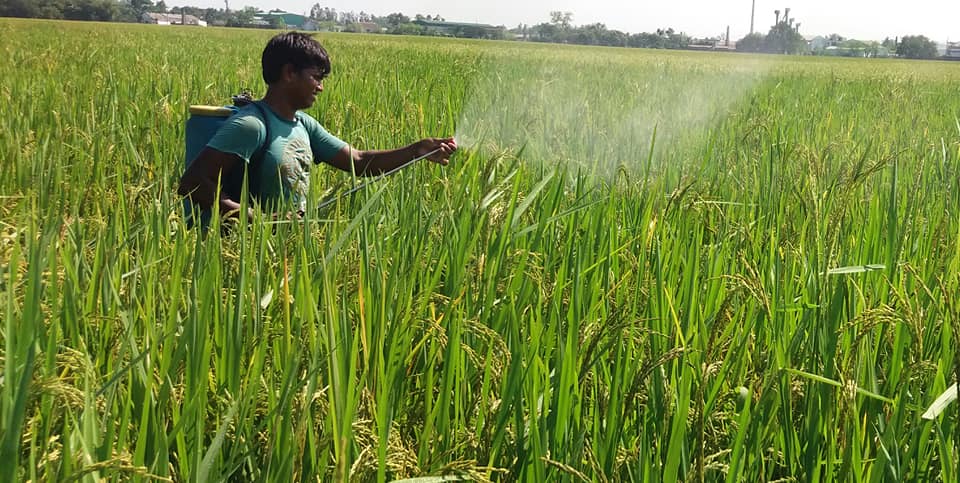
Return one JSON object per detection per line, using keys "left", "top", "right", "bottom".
{"left": 183, "top": 93, "right": 262, "bottom": 228}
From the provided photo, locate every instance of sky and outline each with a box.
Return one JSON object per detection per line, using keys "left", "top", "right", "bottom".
{"left": 183, "top": 0, "right": 960, "bottom": 43}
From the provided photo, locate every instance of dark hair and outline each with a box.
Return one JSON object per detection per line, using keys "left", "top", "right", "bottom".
{"left": 261, "top": 32, "right": 331, "bottom": 85}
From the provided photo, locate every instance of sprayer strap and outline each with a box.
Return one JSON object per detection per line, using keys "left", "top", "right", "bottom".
{"left": 247, "top": 102, "right": 303, "bottom": 169}
{"left": 249, "top": 102, "right": 271, "bottom": 166}
{"left": 245, "top": 101, "right": 272, "bottom": 198}
{"left": 244, "top": 102, "right": 302, "bottom": 201}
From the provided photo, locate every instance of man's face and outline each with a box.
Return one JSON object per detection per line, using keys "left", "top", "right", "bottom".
{"left": 291, "top": 66, "right": 325, "bottom": 109}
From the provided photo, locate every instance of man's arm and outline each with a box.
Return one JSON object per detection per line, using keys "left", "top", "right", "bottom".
{"left": 177, "top": 147, "right": 251, "bottom": 219}
{"left": 324, "top": 137, "right": 457, "bottom": 176}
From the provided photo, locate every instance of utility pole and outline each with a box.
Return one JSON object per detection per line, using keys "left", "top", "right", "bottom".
{"left": 750, "top": 0, "right": 755, "bottom": 35}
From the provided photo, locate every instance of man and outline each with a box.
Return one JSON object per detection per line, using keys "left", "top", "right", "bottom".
{"left": 178, "top": 31, "right": 456, "bottom": 220}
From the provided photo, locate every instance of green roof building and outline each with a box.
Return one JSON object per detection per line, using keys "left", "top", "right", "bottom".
{"left": 259, "top": 10, "right": 318, "bottom": 30}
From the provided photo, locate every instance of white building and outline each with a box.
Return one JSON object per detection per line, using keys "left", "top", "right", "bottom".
{"left": 142, "top": 12, "right": 207, "bottom": 27}
{"left": 946, "top": 42, "right": 960, "bottom": 59}
{"left": 806, "top": 35, "right": 828, "bottom": 52}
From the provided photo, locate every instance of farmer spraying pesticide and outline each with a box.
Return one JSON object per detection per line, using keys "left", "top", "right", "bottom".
{"left": 178, "top": 32, "right": 456, "bottom": 225}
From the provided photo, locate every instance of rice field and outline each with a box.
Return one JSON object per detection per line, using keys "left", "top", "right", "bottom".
{"left": 1, "top": 18, "right": 959, "bottom": 482}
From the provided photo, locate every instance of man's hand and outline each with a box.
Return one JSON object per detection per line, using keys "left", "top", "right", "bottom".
{"left": 414, "top": 137, "right": 458, "bottom": 166}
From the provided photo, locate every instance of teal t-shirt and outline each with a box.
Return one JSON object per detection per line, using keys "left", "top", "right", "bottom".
{"left": 207, "top": 102, "right": 347, "bottom": 212}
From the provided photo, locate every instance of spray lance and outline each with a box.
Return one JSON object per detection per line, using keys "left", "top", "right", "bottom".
{"left": 314, "top": 147, "right": 444, "bottom": 212}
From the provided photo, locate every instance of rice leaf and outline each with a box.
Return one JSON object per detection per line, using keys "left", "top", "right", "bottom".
{"left": 922, "top": 383, "right": 959, "bottom": 420}
{"left": 826, "top": 264, "right": 887, "bottom": 275}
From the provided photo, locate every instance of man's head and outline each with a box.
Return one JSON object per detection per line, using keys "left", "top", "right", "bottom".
{"left": 262, "top": 32, "right": 331, "bottom": 110}
{"left": 261, "top": 32, "right": 331, "bottom": 86}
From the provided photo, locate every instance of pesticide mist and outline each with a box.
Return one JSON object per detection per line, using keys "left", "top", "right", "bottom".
{"left": 455, "top": 47, "right": 771, "bottom": 180}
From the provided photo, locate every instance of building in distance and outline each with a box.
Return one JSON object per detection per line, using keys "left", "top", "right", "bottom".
{"left": 142, "top": 12, "right": 207, "bottom": 26}
{"left": 257, "top": 10, "right": 318, "bottom": 31}
{"left": 945, "top": 42, "right": 960, "bottom": 60}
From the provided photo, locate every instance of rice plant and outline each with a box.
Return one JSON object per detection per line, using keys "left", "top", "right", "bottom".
{"left": 1, "top": 18, "right": 958, "bottom": 481}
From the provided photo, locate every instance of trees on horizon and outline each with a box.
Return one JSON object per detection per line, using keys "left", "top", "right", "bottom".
{"left": 0, "top": 1, "right": 947, "bottom": 59}
{"left": 736, "top": 17, "right": 806, "bottom": 54}
{"left": 523, "top": 12, "right": 690, "bottom": 49}
{"left": 897, "top": 35, "right": 939, "bottom": 59}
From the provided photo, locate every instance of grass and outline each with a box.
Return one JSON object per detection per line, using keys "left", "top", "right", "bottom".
{"left": 1, "top": 18, "right": 959, "bottom": 481}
